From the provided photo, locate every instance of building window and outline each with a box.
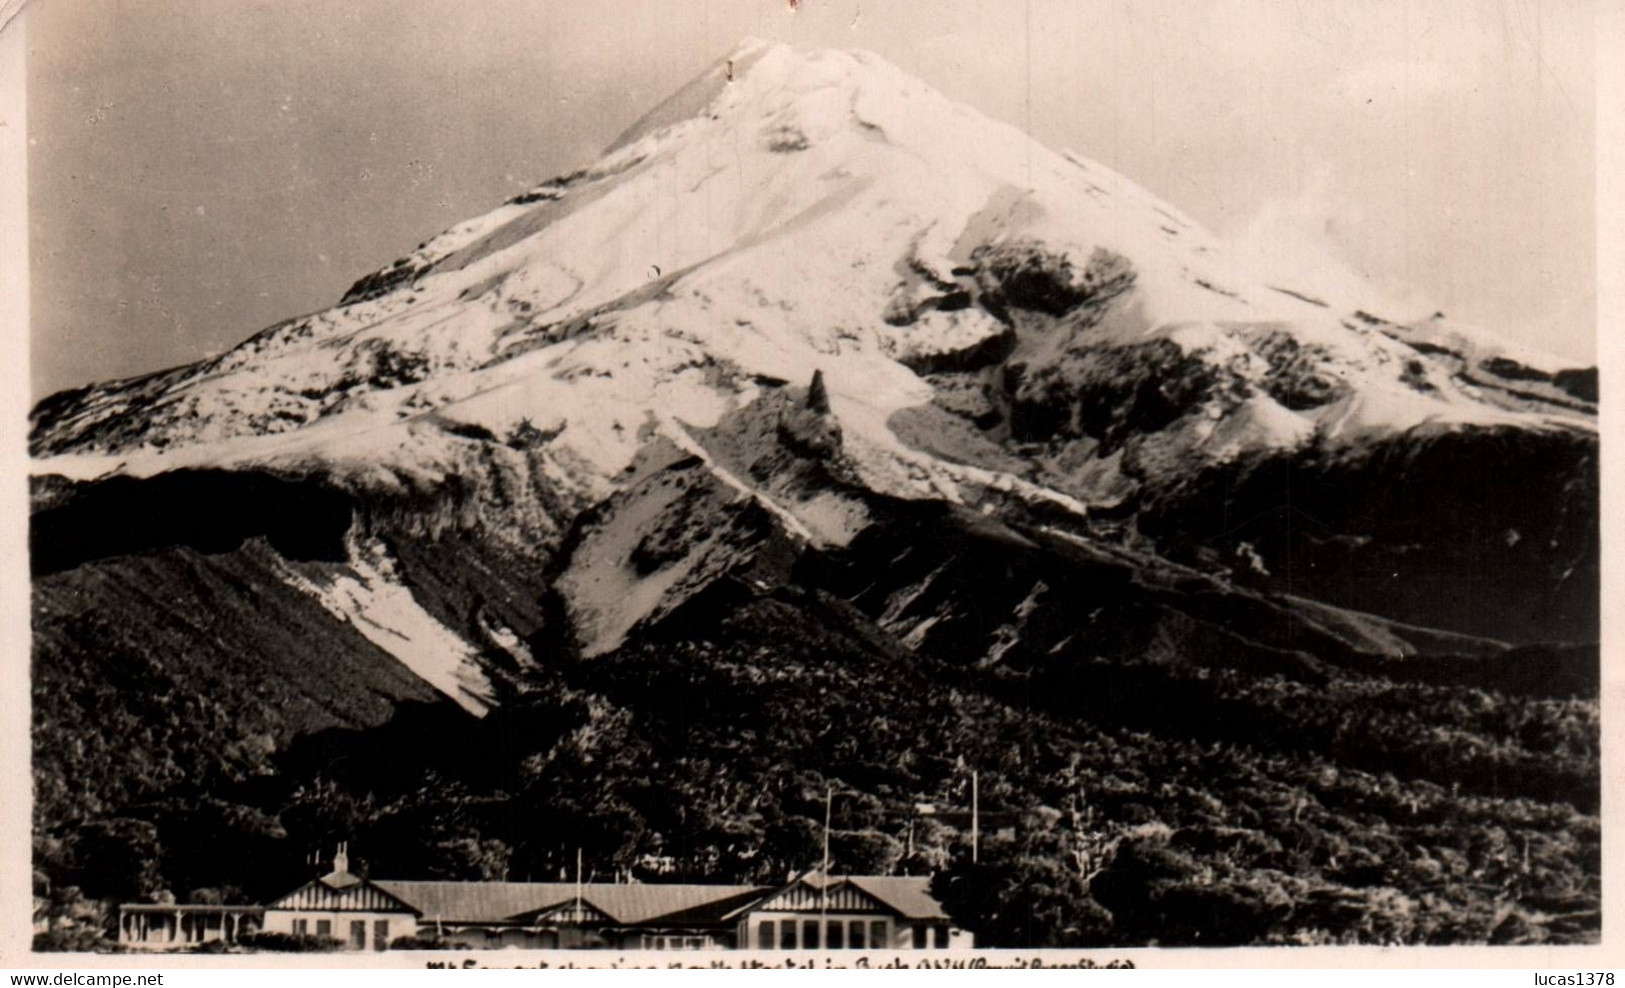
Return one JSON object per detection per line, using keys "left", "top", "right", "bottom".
{"left": 934, "top": 925, "right": 949, "bottom": 949}
{"left": 827, "top": 921, "right": 844, "bottom": 949}
{"left": 293, "top": 919, "right": 308, "bottom": 937}
{"left": 316, "top": 919, "right": 332, "bottom": 938}
{"left": 913, "top": 925, "right": 928, "bottom": 949}
{"left": 779, "top": 921, "right": 797, "bottom": 950}
{"left": 374, "top": 920, "right": 389, "bottom": 951}
{"left": 802, "top": 920, "right": 819, "bottom": 949}
{"left": 849, "top": 921, "right": 865, "bottom": 949}
{"left": 350, "top": 920, "right": 366, "bottom": 949}
{"left": 758, "top": 920, "right": 775, "bottom": 950}
{"left": 869, "top": 921, "right": 887, "bottom": 949}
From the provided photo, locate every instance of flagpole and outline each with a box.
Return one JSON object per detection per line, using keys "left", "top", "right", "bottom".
{"left": 821, "top": 783, "right": 832, "bottom": 946}
{"left": 971, "top": 771, "right": 980, "bottom": 864}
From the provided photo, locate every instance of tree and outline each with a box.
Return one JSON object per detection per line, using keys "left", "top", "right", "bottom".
{"left": 931, "top": 854, "right": 1114, "bottom": 947}
{"left": 152, "top": 798, "right": 287, "bottom": 901}
{"left": 829, "top": 830, "right": 903, "bottom": 875}
{"left": 64, "top": 818, "right": 163, "bottom": 903}
{"left": 759, "top": 816, "right": 822, "bottom": 881}
{"left": 427, "top": 837, "right": 511, "bottom": 881}
{"left": 279, "top": 779, "right": 378, "bottom": 855}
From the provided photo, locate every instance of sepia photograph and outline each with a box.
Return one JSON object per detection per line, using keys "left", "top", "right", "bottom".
{"left": 6, "top": 0, "right": 1612, "bottom": 968}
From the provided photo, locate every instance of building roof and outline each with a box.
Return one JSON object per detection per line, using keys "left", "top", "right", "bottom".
{"left": 846, "top": 876, "right": 950, "bottom": 920}
{"left": 258, "top": 870, "right": 951, "bottom": 928}
{"left": 319, "top": 870, "right": 364, "bottom": 890}
{"left": 266, "top": 876, "right": 422, "bottom": 915}
{"left": 120, "top": 904, "right": 265, "bottom": 914}
{"left": 371, "top": 881, "right": 769, "bottom": 927}
{"left": 771, "top": 874, "right": 949, "bottom": 921}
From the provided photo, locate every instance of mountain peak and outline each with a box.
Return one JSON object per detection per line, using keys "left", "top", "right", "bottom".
{"left": 31, "top": 37, "right": 1594, "bottom": 532}
{"left": 604, "top": 37, "right": 921, "bottom": 158}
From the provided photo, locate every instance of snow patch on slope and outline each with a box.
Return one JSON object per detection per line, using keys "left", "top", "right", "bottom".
{"left": 279, "top": 535, "right": 497, "bottom": 715}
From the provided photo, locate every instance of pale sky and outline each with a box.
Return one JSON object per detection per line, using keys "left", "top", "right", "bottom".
{"left": 26, "top": 0, "right": 1597, "bottom": 397}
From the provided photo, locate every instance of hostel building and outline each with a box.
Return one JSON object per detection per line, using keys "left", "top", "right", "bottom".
{"left": 119, "top": 847, "right": 971, "bottom": 951}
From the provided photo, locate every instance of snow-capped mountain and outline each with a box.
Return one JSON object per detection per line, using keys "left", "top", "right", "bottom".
{"left": 31, "top": 39, "right": 1596, "bottom": 721}
{"left": 28, "top": 42, "right": 1604, "bottom": 947}
{"left": 32, "top": 39, "right": 1590, "bottom": 479}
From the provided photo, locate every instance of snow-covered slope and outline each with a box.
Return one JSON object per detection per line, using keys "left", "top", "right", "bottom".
{"left": 29, "top": 39, "right": 1599, "bottom": 679}
{"left": 31, "top": 40, "right": 1591, "bottom": 498}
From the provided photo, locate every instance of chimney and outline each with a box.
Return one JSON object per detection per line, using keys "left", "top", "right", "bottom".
{"left": 332, "top": 842, "right": 350, "bottom": 876}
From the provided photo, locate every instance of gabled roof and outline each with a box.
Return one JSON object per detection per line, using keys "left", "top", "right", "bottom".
{"left": 370, "top": 882, "right": 559, "bottom": 924}
{"left": 265, "top": 874, "right": 951, "bottom": 926}
{"left": 267, "top": 876, "right": 421, "bottom": 915}
{"left": 371, "top": 881, "right": 769, "bottom": 926}
{"left": 319, "top": 869, "right": 364, "bottom": 890}
{"left": 591, "top": 885, "right": 770, "bottom": 927}
{"left": 729, "top": 873, "right": 948, "bottom": 921}
{"left": 520, "top": 898, "right": 616, "bottom": 926}
{"left": 840, "top": 876, "right": 949, "bottom": 921}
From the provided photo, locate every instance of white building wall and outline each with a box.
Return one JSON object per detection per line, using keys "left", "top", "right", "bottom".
{"left": 738, "top": 911, "right": 898, "bottom": 951}
{"left": 262, "top": 909, "right": 417, "bottom": 950}
{"left": 734, "top": 912, "right": 968, "bottom": 951}
{"left": 118, "top": 908, "right": 262, "bottom": 950}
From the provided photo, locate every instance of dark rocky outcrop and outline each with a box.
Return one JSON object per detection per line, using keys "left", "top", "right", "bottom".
{"left": 30, "top": 470, "right": 356, "bottom": 576}
{"left": 1004, "top": 339, "right": 1221, "bottom": 452}
{"left": 1137, "top": 425, "right": 1599, "bottom": 644}
{"left": 340, "top": 256, "right": 423, "bottom": 305}
{"left": 1554, "top": 367, "right": 1599, "bottom": 403}
{"left": 971, "top": 243, "right": 1137, "bottom": 317}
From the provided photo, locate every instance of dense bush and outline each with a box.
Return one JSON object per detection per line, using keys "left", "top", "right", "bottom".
{"left": 32, "top": 552, "right": 1600, "bottom": 948}
{"left": 238, "top": 931, "right": 344, "bottom": 953}
{"left": 33, "top": 927, "right": 114, "bottom": 953}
